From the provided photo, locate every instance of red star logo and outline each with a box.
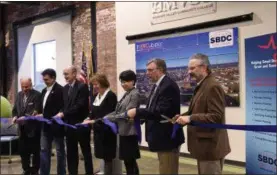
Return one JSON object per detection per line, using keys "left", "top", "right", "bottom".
{"left": 258, "top": 35, "right": 277, "bottom": 65}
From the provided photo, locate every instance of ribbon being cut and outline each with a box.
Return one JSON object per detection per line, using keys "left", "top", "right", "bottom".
{"left": 171, "top": 119, "right": 277, "bottom": 139}
{"left": 10, "top": 116, "right": 126, "bottom": 136}
{"left": 11, "top": 114, "right": 143, "bottom": 143}
{"left": 12, "top": 116, "right": 77, "bottom": 129}
{"left": 8, "top": 115, "right": 276, "bottom": 142}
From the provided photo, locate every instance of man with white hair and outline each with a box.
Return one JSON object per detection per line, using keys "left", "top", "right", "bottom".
{"left": 56, "top": 66, "right": 93, "bottom": 175}
{"left": 12, "top": 77, "right": 41, "bottom": 175}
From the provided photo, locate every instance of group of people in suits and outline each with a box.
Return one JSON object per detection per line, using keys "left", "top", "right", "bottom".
{"left": 12, "top": 53, "right": 230, "bottom": 175}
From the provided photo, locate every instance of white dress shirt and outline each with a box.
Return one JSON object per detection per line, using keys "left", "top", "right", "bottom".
{"left": 93, "top": 88, "right": 111, "bottom": 106}
{"left": 43, "top": 82, "right": 55, "bottom": 110}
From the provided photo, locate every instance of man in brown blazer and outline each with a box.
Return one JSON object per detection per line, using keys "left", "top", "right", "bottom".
{"left": 176, "top": 53, "right": 231, "bottom": 174}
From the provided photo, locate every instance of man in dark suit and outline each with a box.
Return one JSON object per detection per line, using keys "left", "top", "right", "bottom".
{"left": 12, "top": 78, "right": 41, "bottom": 175}
{"left": 56, "top": 66, "right": 93, "bottom": 175}
{"left": 176, "top": 53, "right": 231, "bottom": 174}
{"left": 127, "top": 59, "right": 185, "bottom": 174}
{"left": 36, "top": 69, "right": 66, "bottom": 175}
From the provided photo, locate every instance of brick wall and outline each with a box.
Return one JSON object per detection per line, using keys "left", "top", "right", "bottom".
{"left": 96, "top": 2, "right": 117, "bottom": 93}
{"left": 4, "top": 2, "right": 117, "bottom": 103}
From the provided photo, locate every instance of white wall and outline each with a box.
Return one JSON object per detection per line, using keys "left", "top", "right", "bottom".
{"left": 17, "top": 15, "right": 72, "bottom": 91}
{"left": 116, "top": 2, "right": 276, "bottom": 162}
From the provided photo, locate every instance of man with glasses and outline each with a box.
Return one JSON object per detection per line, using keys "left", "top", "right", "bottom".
{"left": 126, "top": 58, "right": 184, "bottom": 174}
{"left": 175, "top": 53, "right": 231, "bottom": 174}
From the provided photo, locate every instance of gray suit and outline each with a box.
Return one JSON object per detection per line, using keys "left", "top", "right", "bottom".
{"left": 106, "top": 88, "right": 140, "bottom": 136}
{"left": 12, "top": 88, "right": 41, "bottom": 174}
{"left": 12, "top": 89, "right": 41, "bottom": 118}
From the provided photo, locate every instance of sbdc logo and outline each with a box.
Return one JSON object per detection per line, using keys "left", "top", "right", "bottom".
{"left": 209, "top": 29, "right": 234, "bottom": 48}
{"left": 258, "top": 152, "right": 277, "bottom": 172}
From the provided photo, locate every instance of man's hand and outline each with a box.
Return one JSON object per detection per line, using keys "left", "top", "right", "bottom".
{"left": 35, "top": 114, "right": 43, "bottom": 117}
{"left": 32, "top": 110, "right": 38, "bottom": 116}
{"left": 16, "top": 116, "right": 26, "bottom": 125}
{"left": 172, "top": 114, "right": 180, "bottom": 124}
{"left": 55, "top": 112, "right": 64, "bottom": 118}
{"left": 12, "top": 116, "right": 17, "bottom": 124}
{"left": 127, "top": 108, "right": 137, "bottom": 119}
{"left": 82, "top": 119, "right": 95, "bottom": 125}
{"left": 176, "top": 116, "right": 191, "bottom": 125}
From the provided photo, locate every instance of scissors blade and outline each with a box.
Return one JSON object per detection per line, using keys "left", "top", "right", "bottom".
{"left": 160, "top": 120, "right": 170, "bottom": 123}
{"left": 160, "top": 115, "right": 173, "bottom": 123}
{"left": 161, "top": 115, "right": 171, "bottom": 120}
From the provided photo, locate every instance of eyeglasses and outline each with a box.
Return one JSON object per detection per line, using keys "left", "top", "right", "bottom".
{"left": 146, "top": 68, "right": 159, "bottom": 72}
{"left": 187, "top": 64, "right": 203, "bottom": 71}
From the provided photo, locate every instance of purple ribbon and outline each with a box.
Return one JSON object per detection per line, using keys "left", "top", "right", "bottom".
{"left": 102, "top": 114, "right": 142, "bottom": 143}
{"left": 18, "top": 116, "right": 52, "bottom": 125}
{"left": 103, "top": 117, "right": 118, "bottom": 134}
{"left": 134, "top": 117, "right": 142, "bottom": 143}
{"left": 0, "top": 118, "right": 9, "bottom": 124}
{"left": 52, "top": 118, "right": 77, "bottom": 129}
{"left": 75, "top": 123, "right": 90, "bottom": 128}
{"left": 171, "top": 121, "right": 277, "bottom": 139}
{"left": 171, "top": 123, "right": 181, "bottom": 139}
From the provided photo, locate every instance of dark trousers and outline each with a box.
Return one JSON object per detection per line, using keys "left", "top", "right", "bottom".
{"left": 124, "top": 159, "right": 139, "bottom": 175}
{"left": 103, "top": 159, "right": 113, "bottom": 175}
{"left": 19, "top": 134, "right": 40, "bottom": 174}
{"left": 66, "top": 128, "right": 93, "bottom": 175}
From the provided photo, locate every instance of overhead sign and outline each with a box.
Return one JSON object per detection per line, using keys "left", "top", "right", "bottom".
{"left": 151, "top": 2, "right": 216, "bottom": 24}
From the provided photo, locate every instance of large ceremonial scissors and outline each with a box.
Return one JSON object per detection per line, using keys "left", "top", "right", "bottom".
{"left": 160, "top": 114, "right": 176, "bottom": 123}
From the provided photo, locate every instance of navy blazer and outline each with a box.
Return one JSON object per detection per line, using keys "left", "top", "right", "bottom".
{"left": 40, "top": 82, "right": 64, "bottom": 136}
{"left": 40, "top": 82, "right": 64, "bottom": 119}
{"left": 137, "top": 75, "right": 185, "bottom": 151}
{"left": 62, "top": 80, "right": 89, "bottom": 125}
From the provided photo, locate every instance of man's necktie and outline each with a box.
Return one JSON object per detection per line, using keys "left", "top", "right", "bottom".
{"left": 68, "top": 85, "right": 73, "bottom": 95}
{"left": 147, "top": 84, "right": 157, "bottom": 108}
{"left": 68, "top": 85, "right": 73, "bottom": 98}
{"left": 23, "top": 95, "right": 28, "bottom": 107}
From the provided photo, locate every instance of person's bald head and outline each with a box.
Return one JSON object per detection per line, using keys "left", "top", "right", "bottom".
{"left": 63, "top": 65, "right": 77, "bottom": 84}
{"left": 20, "top": 77, "right": 32, "bottom": 94}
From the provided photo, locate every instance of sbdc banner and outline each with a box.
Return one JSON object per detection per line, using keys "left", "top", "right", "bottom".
{"left": 135, "top": 27, "right": 240, "bottom": 107}
{"left": 245, "top": 33, "right": 277, "bottom": 174}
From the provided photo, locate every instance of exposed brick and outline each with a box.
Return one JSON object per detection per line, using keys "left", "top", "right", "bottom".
{"left": 96, "top": 2, "right": 115, "bottom": 11}
{"left": 4, "top": 2, "right": 117, "bottom": 103}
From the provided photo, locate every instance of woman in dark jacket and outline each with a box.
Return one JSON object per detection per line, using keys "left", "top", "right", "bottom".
{"left": 105, "top": 70, "right": 141, "bottom": 175}
{"left": 82, "top": 73, "right": 117, "bottom": 174}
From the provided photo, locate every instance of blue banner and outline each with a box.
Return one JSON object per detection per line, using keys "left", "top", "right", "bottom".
{"left": 245, "top": 33, "right": 277, "bottom": 174}
{"left": 135, "top": 28, "right": 240, "bottom": 107}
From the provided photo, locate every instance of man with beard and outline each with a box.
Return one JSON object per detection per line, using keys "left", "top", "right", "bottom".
{"left": 175, "top": 53, "right": 231, "bottom": 174}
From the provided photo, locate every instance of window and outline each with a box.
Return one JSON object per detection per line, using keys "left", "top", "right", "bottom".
{"left": 33, "top": 40, "right": 56, "bottom": 91}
